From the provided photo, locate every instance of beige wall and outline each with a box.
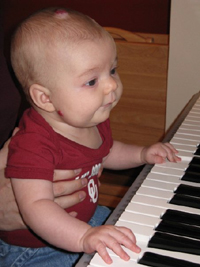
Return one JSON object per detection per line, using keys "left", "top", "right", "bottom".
{"left": 166, "top": 0, "right": 200, "bottom": 130}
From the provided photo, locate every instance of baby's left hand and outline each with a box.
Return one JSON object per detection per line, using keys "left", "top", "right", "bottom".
{"left": 141, "top": 142, "right": 181, "bottom": 165}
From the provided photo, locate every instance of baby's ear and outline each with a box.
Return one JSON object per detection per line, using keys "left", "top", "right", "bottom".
{"left": 29, "top": 84, "right": 55, "bottom": 112}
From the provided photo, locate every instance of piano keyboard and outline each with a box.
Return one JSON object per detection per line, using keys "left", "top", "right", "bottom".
{"left": 76, "top": 92, "right": 200, "bottom": 267}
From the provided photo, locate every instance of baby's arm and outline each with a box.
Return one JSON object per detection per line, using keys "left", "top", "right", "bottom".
{"left": 0, "top": 131, "right": 87, "bottom": 230}
{"left": 11, "top": 178, "right": 90, "bottom": 250}
{"left": 11, "top": 178, "right": 140, "bottom": 263}
{"left": 103, "top": 140, "right": 180, "bottom": 170}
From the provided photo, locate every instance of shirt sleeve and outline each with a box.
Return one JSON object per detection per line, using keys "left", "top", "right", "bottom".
{"left": 5, "top": 131, "right": 58, "bottom": 181}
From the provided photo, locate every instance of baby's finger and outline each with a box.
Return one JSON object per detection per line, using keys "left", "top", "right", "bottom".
{"left": 97, "top": 234, "right": 131, "bottom": 262}
{"left": 162, "top": 143, "right": 181, "bottom": 162}
{"left": 115, "top": 226, "right": 136, "bottom": 243}
{"left": 164, "top": 142, "right": 178, "bottom": 152}
{"left": 96, "top": 242, "right": 113, "bottom": 264}
{"left": 115, "top": 226, "right": 141, "bottom": 253}
{"left": 111, "top": 242, "right": 130, "bottom": 261}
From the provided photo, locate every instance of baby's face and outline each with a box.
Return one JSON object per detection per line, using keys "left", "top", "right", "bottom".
{"left": 49, "top": 36, "right": 123, "bottom": 128}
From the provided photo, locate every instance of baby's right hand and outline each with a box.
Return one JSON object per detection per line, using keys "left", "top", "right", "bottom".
{"left": 80, "top": 225, "right": 141, "bottom": 264}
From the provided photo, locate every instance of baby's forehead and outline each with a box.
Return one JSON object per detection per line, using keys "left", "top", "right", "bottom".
{"left": 62, "top": 37, "right": 116, "bottom": 67}
{"left": 55, "top": 32, "right": 114, "bottom": 54}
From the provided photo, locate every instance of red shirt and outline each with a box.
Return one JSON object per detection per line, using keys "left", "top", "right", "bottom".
{"left": 4, "top": 108, "right": 113, "bottom": 247}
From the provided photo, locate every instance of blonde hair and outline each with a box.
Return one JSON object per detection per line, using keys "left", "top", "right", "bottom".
{"left": 11, "top": 7, "right": 109, "bottom": 97}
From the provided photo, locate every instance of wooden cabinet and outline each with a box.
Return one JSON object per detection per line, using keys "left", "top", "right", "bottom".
{"left": 99, "top": 29, "right": 169, "bottom": 208}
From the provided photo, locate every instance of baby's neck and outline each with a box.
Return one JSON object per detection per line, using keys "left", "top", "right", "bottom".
{"left": 57, "top": 125, "right": 102, "bottom": 149}
{"left": 38, "top": 109, "right": 102, "bottom": 149}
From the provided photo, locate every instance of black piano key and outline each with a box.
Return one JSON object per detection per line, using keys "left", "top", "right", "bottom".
{"left": 190, "top": 156, "right": 200, "bottom": 165}
{"left": 174, "top": 184, "right": 200, "bottom": 197}
{"left": 161, "top": 209, "right": 200, "bottom": 226}
{"left": 194, "top": 147, "right": 200, "bottom": 156}
{"left": 138, "top": 252, "right": 200, "bottom": 267}
{"left": 169, "top": 194, "right": 200, "bottom": 209}
{"left": 155, "top": 220, "right": 200, "bottom": 240}
{"left": 182, "top": 172, "right": 200, "bottom": 183}
{"left": 148, "top": 232, "right": 200, "bottom": 255}
{"left": 186, "top": 164, "right": 200, "bottom": 174}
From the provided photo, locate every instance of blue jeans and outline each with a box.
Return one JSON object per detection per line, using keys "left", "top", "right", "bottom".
{"left": 0, "top": 205, "right": 111, "bottom": 267}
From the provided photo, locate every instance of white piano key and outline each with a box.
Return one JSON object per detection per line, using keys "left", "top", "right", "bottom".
{"left": 166, "top": 149, "right": 196, "bottom": 162}
{"left": 180, "top": 121, "right": 200, "bottom": 130}
{"left": 178, "top": 127, "right": 199, "bottom": 138}
{"left": 187, "top": 107, "right": 200, "bottom": 113}
{"left": 142, "top": 179, "right": 178, "bottom": 191}
{"left": 125, "top": 202, "right": 164, "bottom": 218}
{"left": 154, "top": 161, "right": 189, "bottom": 171}
{"left": 130, "top": 194, "right": 200, "bottom": 215}
{"left": 183, "top": 117, "right": 198, "bottom": 125}
{"left": 178, "top": 150, "right": 195, "bottom": 161}
{"left": 146, "top": 172, "right": 200, "bottom": 188}
{"left": 181, "top": 118, "right": 200, "bottom": 124}
{"left": 173, "top": 132, "right": 200, "bottom": 142}
{"left": 177, "top": 124, "right": 200, "bottom": 133}
{"left": 189, "top": 113, "right": 200, "bottom": 118}
{"left": 151, "top": 166, "right": 184, "bottom": 176}
{"left": 170, "top": 143, "right": 197, "bottom": 152}
{"left": 136, "top": 186, "right": 173, "bottom": 200}
{"left": 146, "top": 172, "right": 182, "bottom": 183}
{"left": 153, "top": 159, "right": 200, "bottom": 173}
{"left": 191, "top": 107, "right": 200, "bottom": 112}
{"left": 180, "top": 123, "right": 200, "bottom": 131}
{"left": 185, "top": 114, "right": 200, "bottom": 122}
{"left": 180, "top": 128, "right": 200, "bottom": 135}
{"left": 89, "top": 246, "right": 146, "bottom": 267}
{"left": 187, "top": 111, "right": 200, "bottom": 116}
{"left": 89, "top": 252, "right": 137, "bottom": 267}
{"left": 119, "top": 211, "right": 159, "bottom": 227}
{"left": 184, "top": 111, "right": 200, "bottom": 115}
{"left": 182, "top": 119, "right": 200, "bottom": 125}
{"left": 171, "top": 135, "right": 199, "bottom": 146}
{"left": 116, "top": 220, "right": 154, "bottom": 242}
{"left": 177, "top": 128, "right": 200, "bottom": 137}
{"left": 183, "top": 111, "right": 200, "bottom": 116}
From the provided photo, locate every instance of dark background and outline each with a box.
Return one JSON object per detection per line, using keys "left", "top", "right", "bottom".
{"left": 2, "top": 0, "right": 171, "bottom": 58}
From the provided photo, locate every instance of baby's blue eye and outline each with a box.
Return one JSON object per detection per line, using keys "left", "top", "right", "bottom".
{"left": 86, "top": 79, "right": 96, "bottom": 86}
{"left": 110, "top": 67, "right": 116, "bottom": 75}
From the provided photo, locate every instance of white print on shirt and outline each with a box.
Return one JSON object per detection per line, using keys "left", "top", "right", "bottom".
{"left": 75, "top": 163, "right": 102, "bottom": 203}
{"left": 89, "top": 163, "right": 101, "bottom": 178}
{"left": 88, "top": 179, "right": 98, "bottom": 203}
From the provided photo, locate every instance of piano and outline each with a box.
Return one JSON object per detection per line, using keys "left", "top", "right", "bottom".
{"left": 76, "top": 92, "right": 200, "bottom": 267}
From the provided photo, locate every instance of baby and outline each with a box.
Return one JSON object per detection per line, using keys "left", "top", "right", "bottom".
{"left": 5, "top": 7, "right": 180, "bottom": 266}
